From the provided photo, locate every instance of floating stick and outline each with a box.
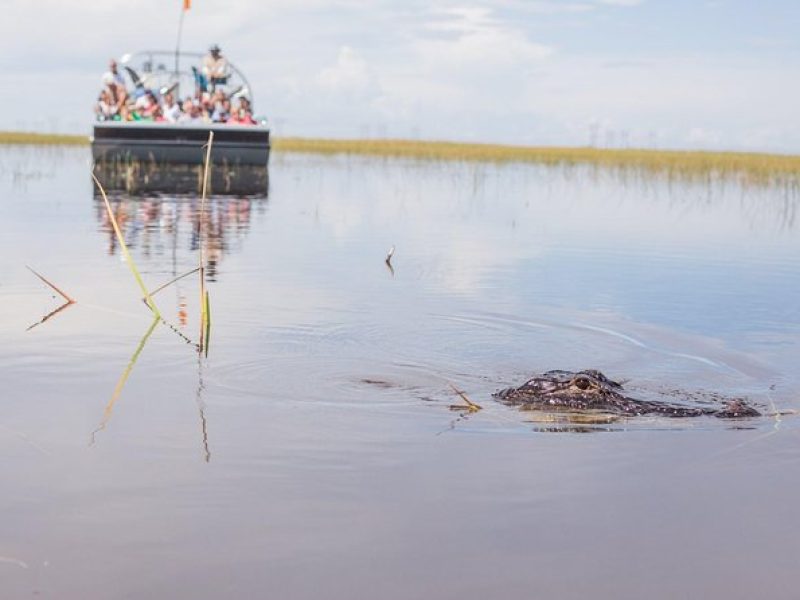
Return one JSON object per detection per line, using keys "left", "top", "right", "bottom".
{"left": 448, "top": 383, "right": 483, "bottom": 413}
{"left": 146, "top": 266, "right": 201, "bottom": 300}
{"left": 26, "top": 265, "right": 76, "bottom": 304}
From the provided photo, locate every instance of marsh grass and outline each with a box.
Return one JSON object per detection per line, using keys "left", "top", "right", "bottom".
{"left": 203, "top": 291, "right": 211, "bottom": 358}
{"left": 276, "top": 138, "right": 800, "bottom": 183}
{"left": 3, "top": 129, "right": 798, "bottom": 182}
{"left": 0, "top": 131, "right": 86, "bottom": 145}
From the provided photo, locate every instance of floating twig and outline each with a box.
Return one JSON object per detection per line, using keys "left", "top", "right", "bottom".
{"left": 26, "top": 265, "right": 76, "bottom": 304}
{"left": 146, "top": 266, "right": 201, "bottom": 300}
{"left": 448, "top": 382, "right": 483, "bottom": 413}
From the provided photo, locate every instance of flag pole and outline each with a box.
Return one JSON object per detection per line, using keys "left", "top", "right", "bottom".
{"left": 175, "top": 0, "right": 190, "bottom": 95}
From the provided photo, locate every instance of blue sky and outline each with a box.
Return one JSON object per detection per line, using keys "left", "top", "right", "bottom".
{"left": 1, "top": 0, "right": 798, "bottom": 152}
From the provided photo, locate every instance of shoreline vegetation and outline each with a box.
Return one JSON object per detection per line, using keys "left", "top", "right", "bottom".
{"left": 2, "top": 130, "right": 799, "bottom": 182}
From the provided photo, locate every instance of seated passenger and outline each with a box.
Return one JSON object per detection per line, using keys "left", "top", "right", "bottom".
{"left": 178, "top": 98, "right": 201, "bottom": 122}
{"left": 161, "top": 92, "right": 181, "bottom": 123}
{"left": 212, "top": 97, "right": 231, "bottom": 123}
{"left": 95, "top": 88, "right": 118, "bottom": 121}
{"left": 202, "top": 44, "right": 229, "bottom": 91}
{"left": 229, "top": 96, "right": 257, "bottom": 125}
{"left": 138, "top": 90, "right": 161, "bottom": 120}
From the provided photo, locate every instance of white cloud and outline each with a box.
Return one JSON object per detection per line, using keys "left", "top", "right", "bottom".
{"left": 420, "top": 7, "right": 554, "bottom": 67}
{"left": 596, "top": 0, "right": 644, "bottom": 6}
{"left": 317, "top": 47, "right": 373, "bottom": 95}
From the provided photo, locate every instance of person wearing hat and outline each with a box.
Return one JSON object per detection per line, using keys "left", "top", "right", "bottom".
{"left": 202, "top": 44, "right": 229, "bottom": 92}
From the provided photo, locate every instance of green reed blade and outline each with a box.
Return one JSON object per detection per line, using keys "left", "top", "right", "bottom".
{"left": 198, "top": 131, "right": 214, "bottom": 352}
{"left": 203, "top": 291, "right": 211, "bottom": 358}
{"left": 91, "top": 173, "right": 160, "bottom": 318}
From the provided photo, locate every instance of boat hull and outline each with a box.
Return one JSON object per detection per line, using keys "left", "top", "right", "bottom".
{"left": 91, "top": 122, "right": 270, "bottom": 166}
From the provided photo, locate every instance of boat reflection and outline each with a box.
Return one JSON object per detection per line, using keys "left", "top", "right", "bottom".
{"left": 94, "top": 189, "right": 265, "bottom": 281}
{"left": 92, "top": 159, "right": 269, "bottom": 196}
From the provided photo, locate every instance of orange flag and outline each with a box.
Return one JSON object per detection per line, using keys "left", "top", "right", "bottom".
{"left": 183, "top": 0, "right": 191, "bottom": 10}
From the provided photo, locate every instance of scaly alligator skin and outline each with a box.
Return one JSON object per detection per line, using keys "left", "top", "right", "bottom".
{"left": 494, "top": 370, "right": 760, "bottom": 419}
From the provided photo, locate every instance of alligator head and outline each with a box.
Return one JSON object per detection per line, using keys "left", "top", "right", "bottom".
{"left": 495, "top": 369, "right": 760, "bottom": 419}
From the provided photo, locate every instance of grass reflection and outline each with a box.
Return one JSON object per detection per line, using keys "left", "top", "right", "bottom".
{"left": 90, "top": 315, "right": 159, "bottom": 445}
{"left": 26, "top": 300, "right": 74, "bottom": 332}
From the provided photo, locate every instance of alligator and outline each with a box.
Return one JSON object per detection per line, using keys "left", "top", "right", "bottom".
{"left": 494, "top": 369, "right": 761, "bottom": 419}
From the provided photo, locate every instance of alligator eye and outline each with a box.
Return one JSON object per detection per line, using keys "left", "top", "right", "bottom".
{"left": 573, "top": 376, "right": 593, "bottom": 390}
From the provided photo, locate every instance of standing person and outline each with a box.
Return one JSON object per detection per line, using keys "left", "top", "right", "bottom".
{"left": 105, "top": 59, "right": 126, "bottom": 89}
{"left": 102, "top": 72, "right": 129, "bottom": 120}
{"left": 202, "top": 44, "right": 229, "bottom": 91}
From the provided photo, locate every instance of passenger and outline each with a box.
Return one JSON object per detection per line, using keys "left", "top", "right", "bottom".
{"left": 130, "top": 89, "right": 150, "bottom": 120}
{"left": 178, "top": 98, "right": 201, "bottom": 122}
{"left": 104, "top": 59, "right": 126, "bottom": 89}
{"left": 212, "top": 97, "right": 231, "bottom": 123}
{"left": 229, "top": 96, "right": 257, "bottom": 125}
{"left": 138, "top": 90, "right": 161, "bottom": 120}
{"left": 202, "top": 44, "right": 229, "bottom": 91}
{"left": 161, "top": 92, "right": 181, "bottom": 123}
{"left": 94, "top": 88, "right": 118, "bottom": 121}
{"left": 102, "top": 72, "right": 129, "bottom": 121}
{"left": 211, "top": 88, "right": 227, "bottom": 118}
{"left": 191, "top": 65, "right": 208, "bottom": 96}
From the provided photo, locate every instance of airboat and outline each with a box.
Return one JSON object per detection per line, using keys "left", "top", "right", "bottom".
{"left": 91, "top": 50, "right": 270, "bottom": 194}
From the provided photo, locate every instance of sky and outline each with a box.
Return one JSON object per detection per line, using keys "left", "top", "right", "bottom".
{"left": 1, "top": 0, "right": 798, "bottom": 152}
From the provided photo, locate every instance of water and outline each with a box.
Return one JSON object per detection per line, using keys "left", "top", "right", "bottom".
{"left": 1, "top": 146, "right": 799, "bottom": 598}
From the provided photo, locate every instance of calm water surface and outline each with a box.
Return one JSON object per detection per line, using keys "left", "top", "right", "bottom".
{"left": 1, "top": 146, "right": 799, "bottom": 599}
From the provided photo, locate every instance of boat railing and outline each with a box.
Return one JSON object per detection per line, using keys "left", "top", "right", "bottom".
{"left": 118, "top": 50, "right": 255, "bottom": 107}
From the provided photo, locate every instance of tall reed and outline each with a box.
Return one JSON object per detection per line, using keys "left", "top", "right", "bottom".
{"left": 92, "top": 173, "right": 160, "bottom": 318}
{"left": 198, "top": 132, "right": 214, "bottom": 353}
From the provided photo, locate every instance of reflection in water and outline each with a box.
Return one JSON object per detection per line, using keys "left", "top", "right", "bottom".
{"left": 196, "top": 355, "right": 211, "bottom": 463}
{"left": 26, "top": 300, "right": 74, "bottom": 332}
{"left": 90, "top": 313, "right": 211, "bottom": 461}
{"left": 90, "top": 315, "right": 160, "bottom": 445}
{"left": 95, "top": 191, "right": 261, "bottom": 283}
{"left": 92, "top": 160, "right": 269, "bottom": 196}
